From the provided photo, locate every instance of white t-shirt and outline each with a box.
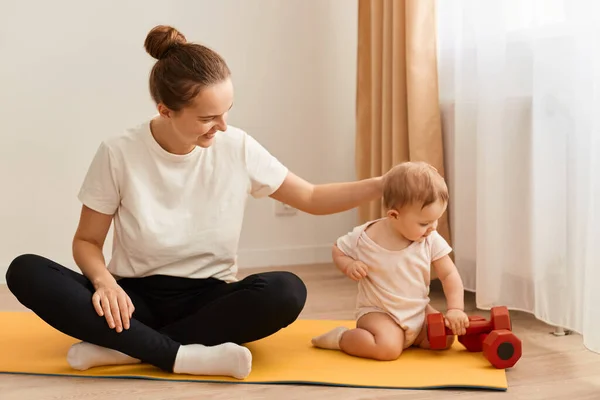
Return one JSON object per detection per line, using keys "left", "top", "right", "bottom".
{"left": 77, "top": 119, "right": 288, "bottom": 282}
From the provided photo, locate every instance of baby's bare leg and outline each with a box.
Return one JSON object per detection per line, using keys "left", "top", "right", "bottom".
{"left": 339, "top": 312, "right": 405, "bottom": 361}
{"left": 413, "top": 304, "right": 455, "bottom": 350}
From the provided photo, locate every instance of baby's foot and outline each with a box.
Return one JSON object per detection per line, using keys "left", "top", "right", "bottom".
{"left": 311, "top": 327, "right": 349, "bottom": 350}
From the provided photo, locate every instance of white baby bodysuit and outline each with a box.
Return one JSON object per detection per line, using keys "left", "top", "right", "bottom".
{"left": 336, "top": 219, "right": 452, "bottom": 347}
{"left": 77, "top": 119, "right": 288, "bottom": 283}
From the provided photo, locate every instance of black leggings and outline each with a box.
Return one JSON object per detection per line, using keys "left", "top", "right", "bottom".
{"left": 5, "top": 254, "right": 307, "bottom": 372}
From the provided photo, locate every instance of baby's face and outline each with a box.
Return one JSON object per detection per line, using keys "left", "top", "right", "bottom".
{"left": 388, "top": 200, "right": 446, "bottom": 242}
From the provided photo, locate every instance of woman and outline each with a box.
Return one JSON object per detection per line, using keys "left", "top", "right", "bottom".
{"left": 6, "top": 25, "right": 385, "bottom": 380}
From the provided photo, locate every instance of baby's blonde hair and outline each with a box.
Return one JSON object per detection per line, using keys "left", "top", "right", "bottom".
{"left": 383, "top": 161, "right": 449, "bottom": 210}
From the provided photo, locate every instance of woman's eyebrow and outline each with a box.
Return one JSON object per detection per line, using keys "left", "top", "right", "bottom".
{"left": 199, "top": 103, "right": 234, "bottom": 118}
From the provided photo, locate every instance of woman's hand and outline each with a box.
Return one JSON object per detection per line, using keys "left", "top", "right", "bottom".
{"left": 92, "top": 281, "right": 135, "bottom": 333}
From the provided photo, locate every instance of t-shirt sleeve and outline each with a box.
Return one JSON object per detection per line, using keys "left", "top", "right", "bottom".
{"left": 243, "top": 132, "right": 289, "bottom": 198}
{"left": 335, "top": 226, "right": 363, "bottom": 259}
{"left": 429, "top": 230, "right": 453, "bottom": 262}
{"left": 77, "top": 142, "right": 121, "bottom": 215}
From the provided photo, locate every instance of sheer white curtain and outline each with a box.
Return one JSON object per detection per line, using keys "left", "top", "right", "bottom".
{"left": 436, "top": 0, "right": 599, "bottom": 353}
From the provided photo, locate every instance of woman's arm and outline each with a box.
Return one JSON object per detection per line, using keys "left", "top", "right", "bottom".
{"left": 72, "top": 205, "right": 134, "bottom": 333}
{"left": 72, "top": 205, "right": 116, "bottom": 289}
{"left": 270, "top": 172, "right": 383, "bottom": 215}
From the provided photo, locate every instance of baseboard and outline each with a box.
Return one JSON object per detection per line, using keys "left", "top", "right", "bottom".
{"left": 0, "top": 245, "right": 332, "bottom": 284}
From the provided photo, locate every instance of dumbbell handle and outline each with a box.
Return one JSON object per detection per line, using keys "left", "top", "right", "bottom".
{"left": 443, "top": 318, "right": 493, "bottom": 336}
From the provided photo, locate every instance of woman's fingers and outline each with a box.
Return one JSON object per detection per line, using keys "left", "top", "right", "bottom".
{"left": 118, "top": 293, "right": 131, "bottom": 330}
{"left": 127, "top": 295, "right": 135, "bottom": 319}
{"left": 93, "top": 286, "right": 135, "bottom": 333}
{"left": 92, "top": 292, "right": 104, "bottom": 317}
{"left": 109, "top": 294, "right": 123, "bottom": 332}
{"left": 101, "top": 295, "right": 115, "bottom": 329}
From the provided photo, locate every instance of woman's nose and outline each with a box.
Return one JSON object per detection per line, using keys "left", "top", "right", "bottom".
{"left": 215, "top": 116, "right": 227, "bottom": 131}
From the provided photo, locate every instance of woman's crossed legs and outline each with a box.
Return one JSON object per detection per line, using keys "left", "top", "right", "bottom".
{"left": 6, "top": 254, "right": 307, "bottom": 379}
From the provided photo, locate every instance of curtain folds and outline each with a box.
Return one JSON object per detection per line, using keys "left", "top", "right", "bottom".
{"left": 355, "top": 0, "right": 451, "bottom": 246}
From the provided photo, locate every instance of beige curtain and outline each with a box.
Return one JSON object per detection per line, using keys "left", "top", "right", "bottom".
{"left": 355, "top": 0, "right": 451, "bottom": 246}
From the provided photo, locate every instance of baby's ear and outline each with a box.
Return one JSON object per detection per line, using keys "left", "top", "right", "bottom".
{"left": 387, "top": 209, "right": 399, "bottom": 219}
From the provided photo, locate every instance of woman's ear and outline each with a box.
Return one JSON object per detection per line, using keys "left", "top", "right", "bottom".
{"left": 157, "top": 103, "right": 172, "bottom": 119}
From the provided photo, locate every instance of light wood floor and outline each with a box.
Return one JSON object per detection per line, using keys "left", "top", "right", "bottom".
{"left": 1, "top": 263, "right": 599, "bottom": 399}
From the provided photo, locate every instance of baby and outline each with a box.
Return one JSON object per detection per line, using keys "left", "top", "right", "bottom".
{"left": 311, "top": 161, "right": 470, "bottom": 361}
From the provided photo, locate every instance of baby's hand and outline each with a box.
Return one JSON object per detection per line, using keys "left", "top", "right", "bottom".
{"left": 344, "top": 260, "right": 369, "bottom": 281}
{"left": 445, "top": 309, "right": 470, "bottom": 335}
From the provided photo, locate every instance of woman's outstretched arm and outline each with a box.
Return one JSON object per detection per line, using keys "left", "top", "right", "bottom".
{"left": 270, "top": 171, "right": 383, "bottom": 215}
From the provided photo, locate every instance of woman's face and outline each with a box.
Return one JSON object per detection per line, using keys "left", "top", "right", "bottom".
{"left": 159, "top": 78, "right": 234, "bottom": 150}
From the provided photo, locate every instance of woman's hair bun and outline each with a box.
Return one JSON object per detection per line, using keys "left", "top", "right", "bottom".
{"left": 144, "top": 25, "right": 187, "bottom": 60}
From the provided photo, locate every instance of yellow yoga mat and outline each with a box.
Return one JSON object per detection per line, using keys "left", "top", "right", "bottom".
{"left": 0, "top": 312, "right": 507, "bottom": 391}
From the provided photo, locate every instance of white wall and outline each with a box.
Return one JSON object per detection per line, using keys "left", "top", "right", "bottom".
{"left": 0, "top": 0, "right": 359, "bottom": 283}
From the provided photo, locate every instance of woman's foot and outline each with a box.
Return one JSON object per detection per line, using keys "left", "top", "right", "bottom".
{"left": 67, "top": 342, "right": 140, "bottom": 370}
{"left": 68, "top": 341, "right": 253, "bottom": 380}
{"left": 173, "top": 342, "right": 252, "bottom": 380}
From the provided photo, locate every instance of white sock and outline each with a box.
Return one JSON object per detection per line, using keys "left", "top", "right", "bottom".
{"left": 173, "top": 343, "right": 252, "bottom": 380}
{"left": 311, "top": 326, "right": 349, "bottom": 350}
{"left": 67, "top": 342, "right": 140, "bottom": 370}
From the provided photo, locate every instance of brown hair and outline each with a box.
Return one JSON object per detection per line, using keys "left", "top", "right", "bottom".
{"left": 383, "top": 161, "right": 449, "bottom": 210}
{"left": 144, "top": 25, "right": 231, "bottom": 111}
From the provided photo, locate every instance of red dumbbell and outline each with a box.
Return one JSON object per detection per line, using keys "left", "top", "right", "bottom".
{"left": 426, "top": 306, "right": 522, "bottom": 369}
